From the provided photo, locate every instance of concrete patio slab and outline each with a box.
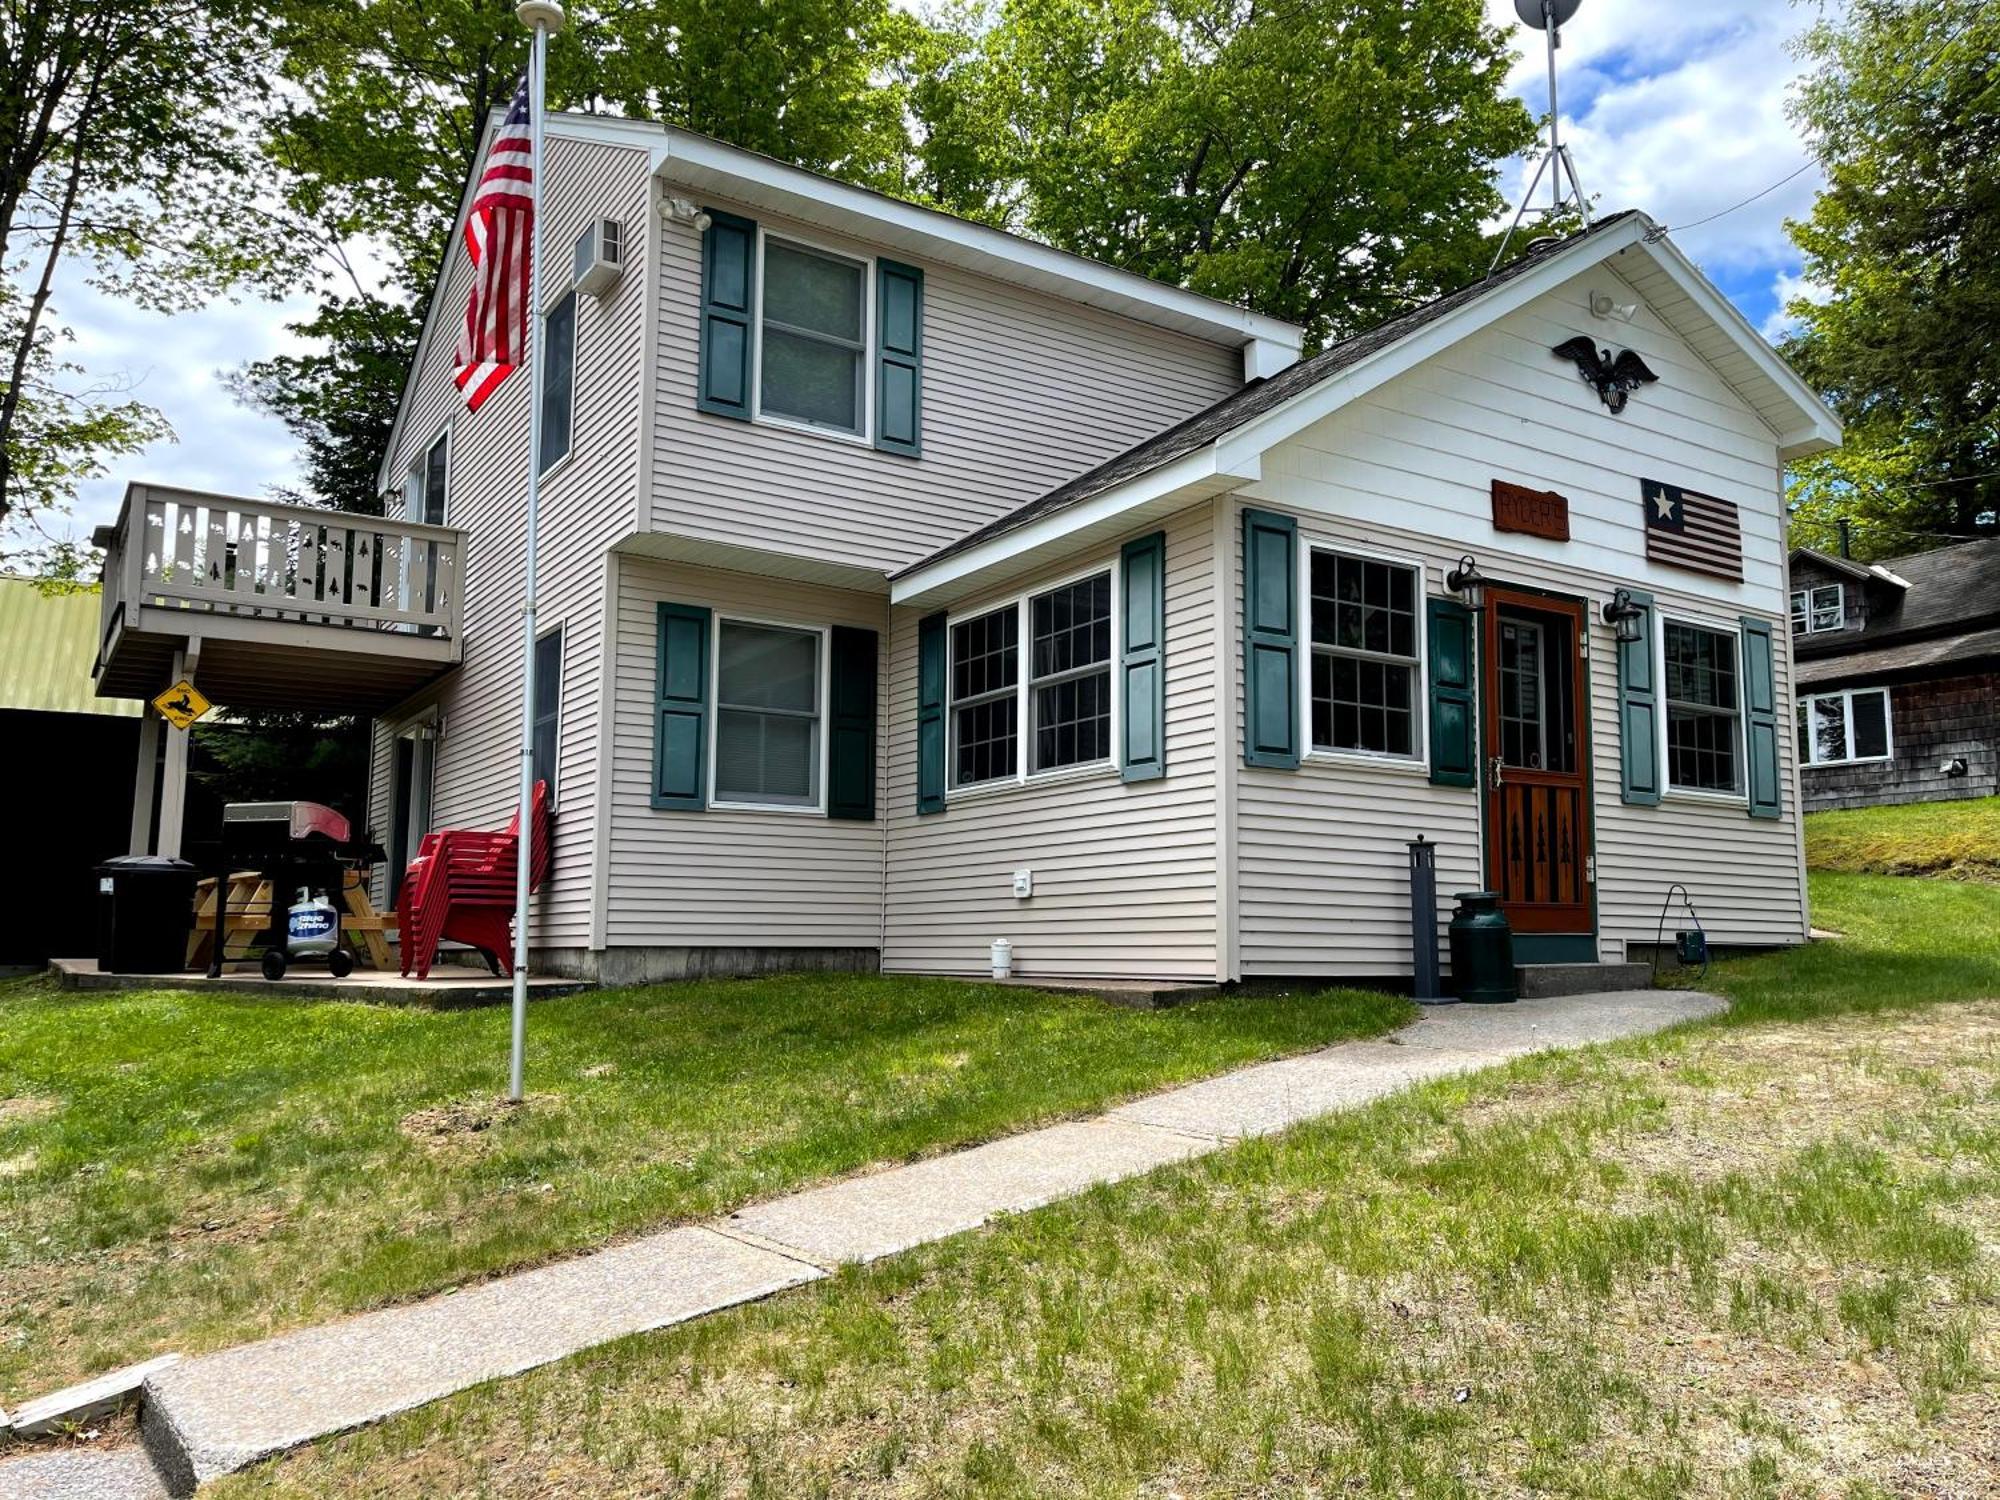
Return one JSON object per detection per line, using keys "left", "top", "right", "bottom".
{"left": 49, "top": 957, "right": 590, "bottom": 1008}
{"left": 728, "top": 1118, "right": 1218, "bottom": 1264}
{"left": 0, "top": 1447, "right": 167, "bottom": 1500}
{"left": 139, "top": 1227, "right": 819, "bottom": 1494}
{"left": 8, "top": 1355, "right": 181, "bottom": 1438}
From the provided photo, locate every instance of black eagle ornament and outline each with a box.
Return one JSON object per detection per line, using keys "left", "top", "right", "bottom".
{"left": 1551, "top": 336, "right": 1659, "bottom": 414}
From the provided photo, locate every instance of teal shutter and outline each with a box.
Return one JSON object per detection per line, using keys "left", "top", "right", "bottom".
{"left": 1426, "top": 598, "right": 1476, "bottom": 787}
{"left": 1616, "top": 589, "right": 1660, "bottom": 806}
{"left": 1740, "top": 615, "right": 1781, "bottom": 819}
{"left": 697, "top": 211, "right": 756, "bottom": 419}
{"left": 875, "top": 259, "right": 923, "bottom": 456}
{"left": 916, "top": 612, "right": 947, "bottom": 814}
{"left": 1119, "top": 531, "right": 1167, "bottom": 781}
{"left": 1242, "top": 508, "right": 1299, "bottom": 768}
{"left": 653, "top": 603, "right": 711, "bottom": 809}
{"left": 828, "top": 626, "right": 878, "bottom": 821}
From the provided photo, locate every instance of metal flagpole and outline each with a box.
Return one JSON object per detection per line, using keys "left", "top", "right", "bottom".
{"left": 509, "top": 0, "right": 565, "bottom": 1104}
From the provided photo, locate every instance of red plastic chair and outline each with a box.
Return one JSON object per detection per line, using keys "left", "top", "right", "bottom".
{"left": 397, "top": 780, "right": 553, "bottom": 979}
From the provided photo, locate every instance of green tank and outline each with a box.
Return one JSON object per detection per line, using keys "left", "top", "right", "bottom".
{"left": 1448, "top": 892, "right": 1517, "bottom": 1004}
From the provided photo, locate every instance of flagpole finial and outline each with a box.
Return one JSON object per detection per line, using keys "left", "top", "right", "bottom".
{"left": 517, "top": 0, "right": 565, "bottom": 33}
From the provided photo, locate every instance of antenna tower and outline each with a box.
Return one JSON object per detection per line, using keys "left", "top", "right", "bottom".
{"left": 1490, "top": 0, "right": 1590, "bottom": 274}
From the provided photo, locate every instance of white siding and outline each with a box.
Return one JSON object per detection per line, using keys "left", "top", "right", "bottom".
{"left": 366, "top": 136, "right": 652, "bottom": 946}
{"left": 881, "top": 500, "right": 1222, "bottom": 981}
{"left": 605, "top": 556, "right": 888, "bottom": 950}
{"left": 1230, "top": 271, "right": 1807, "bottom": 977}
{"left": 647, "top": 203, "right": 1244, "bottom": 575}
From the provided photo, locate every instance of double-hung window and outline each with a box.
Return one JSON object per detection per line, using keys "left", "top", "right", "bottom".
{"left": 760, "top": 239, "right": 866, "bottom": 436}
{"left": 1662, "top": 620, "right": 1742, "bottom": 794}
{"left": 1789, "top": 583, "right": 1843, "bottom": 635}
{"left": 949, "top": 570, "right": 1115, "bottom": 791}
{"left": 1308, "top": 548, "right": 1422, "bottom": 759}
{"left": 1797, "top": 688, "right": 1891, "bottom": 766}
{"left": 714, "top": 619, "right": 823, "bottom": 808}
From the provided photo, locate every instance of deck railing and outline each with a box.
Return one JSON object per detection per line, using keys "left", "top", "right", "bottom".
{"left": 103, "top": 487, "right": 466, "bottom": 642}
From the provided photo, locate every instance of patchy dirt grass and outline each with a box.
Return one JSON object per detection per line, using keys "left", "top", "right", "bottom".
{"left": 220, "top": 993, "right": 2000, "bottom": 1499}
{"left": 1805, "top": 795, "right": 2000, "bottom": 881}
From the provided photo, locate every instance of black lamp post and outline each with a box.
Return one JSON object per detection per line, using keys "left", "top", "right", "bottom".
{"left": 1602, "top": 587, "right": 1645, "bottom": 644}
{"left": 1445, "top": 554, "right": 1487, "bottom": 611}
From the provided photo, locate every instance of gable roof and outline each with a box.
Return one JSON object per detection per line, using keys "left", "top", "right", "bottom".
{"left": 1797, "top": 536, "right": 2000, "bottom": 669}
{"left": 1788, "top": 546, "right": 1879, "bottom": 584}
{"left": 892, "top": 212, "right": 1843, "bottom": 606}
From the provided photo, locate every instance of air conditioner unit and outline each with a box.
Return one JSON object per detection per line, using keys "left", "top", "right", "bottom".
{"left": 572, "top": 218, "right": 623, "bottom": 296}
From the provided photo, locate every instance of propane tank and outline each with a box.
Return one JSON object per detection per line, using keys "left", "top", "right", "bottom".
{"left": 287, "top": 888, "right": 340, "bottom": 957}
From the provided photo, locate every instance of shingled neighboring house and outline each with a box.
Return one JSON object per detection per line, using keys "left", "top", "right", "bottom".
{"left": 1790, "top": 538, "right": 2000, "bottom": 812}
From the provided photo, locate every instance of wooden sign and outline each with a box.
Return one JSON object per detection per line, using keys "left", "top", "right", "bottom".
{"left": 1491, "top": 480, "right": 1570, "bottom": 542}
{"left": 152, "top": 678, "right": 212, "bottom": 731}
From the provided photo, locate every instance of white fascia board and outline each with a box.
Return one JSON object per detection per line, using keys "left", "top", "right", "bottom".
{"left": 890, "top": 446, "right": 1239, "bottom": 607}
{"left": 651, "top": 127, "right": 1302, "bottom": 353}
{"left": 1637, "top": 231, "right": 1842, "bottom": 461}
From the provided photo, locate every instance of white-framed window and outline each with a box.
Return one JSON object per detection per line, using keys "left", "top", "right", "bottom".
{"left": 1789, "top": 582, "right": 1843, "bottom": 635}
{"left": 1303, "top": 543, "right": 1426, "bottom": 764}
{"left": 540, "top": 288, "right": 577, "bottom": 474}
{"left": 1661, "top": 617, "right": 1743, "bottom": 796}
{"left": 947, "top": 564, "right": 1118, "bottom": 794}
{"left": 755, "top": 232, "right": 871, "bottom": 441}
{"left": 710, "top": 616, "right": 828, "bottom": 811}
{"left": 405, "top": 428, "right": 449, "bottom": 524}
{"left": 1797, "top": 687, "right": 1893, "bottom": 766}
{"left": 531, "top": 624, "right": 564, "bottom": 803}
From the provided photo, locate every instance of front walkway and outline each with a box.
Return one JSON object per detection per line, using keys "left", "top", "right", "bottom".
{"left": 0, "top": 988, "right": 1722, "bottom": 1498}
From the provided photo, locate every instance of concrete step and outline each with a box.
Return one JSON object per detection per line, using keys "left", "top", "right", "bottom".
{"left": 1514, "top": 962, "right": 1653, "bottom": 999}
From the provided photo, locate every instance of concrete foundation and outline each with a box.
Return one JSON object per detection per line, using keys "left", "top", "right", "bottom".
{"left": 533, "top": 946, "right": 880, "bottom": 985}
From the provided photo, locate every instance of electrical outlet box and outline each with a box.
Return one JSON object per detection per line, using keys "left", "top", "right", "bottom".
{"left": 1012, "top": 868, "right": 1033, "bottom": 899}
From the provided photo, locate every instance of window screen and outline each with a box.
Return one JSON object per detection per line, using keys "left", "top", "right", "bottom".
{"left": 1309, "top": 549, "right": 1419, "bottom": 757}
{"left": 715, "top": 621, "right": 821, "bottom": 806}
{"left": 761, "top": 240, "right": 865, "bottom": 434}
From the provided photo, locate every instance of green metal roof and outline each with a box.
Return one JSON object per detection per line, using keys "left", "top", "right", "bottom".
{"left": 0, "top": 575, "right": 142, "bottom": 717}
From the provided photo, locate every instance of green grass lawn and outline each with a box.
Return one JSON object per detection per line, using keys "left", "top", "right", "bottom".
{"left": 0, "top": 972, "right": 1409, "bottom": 1400}
{"left": 217, "top": 873, "right": 2000, "bottom": 1498}
{"left": 1804, "top": 794, "right": 2000, "bottom": 880}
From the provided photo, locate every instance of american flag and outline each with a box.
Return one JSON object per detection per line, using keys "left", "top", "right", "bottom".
{"left": 1643, "top": 478, "right": 1743, "bottom": 581}
{"left": 453, "top": 75, "right": 534, "bottom": 411}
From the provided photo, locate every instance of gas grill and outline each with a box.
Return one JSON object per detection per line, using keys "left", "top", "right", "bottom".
{"left": 197, "top": 801, "right": 384, "bottom": 979}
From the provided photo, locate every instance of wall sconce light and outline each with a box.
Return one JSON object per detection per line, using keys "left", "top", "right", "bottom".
{"left": 1602, "top": 587, "right": 1645, "bottom": 645}
{"left": 1445, "top": 554, "right": 1487, "bottom": 611}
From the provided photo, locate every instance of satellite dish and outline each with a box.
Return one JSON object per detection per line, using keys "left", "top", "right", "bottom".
{"left": 1514, "top": 0, "right": 1582, "bottom": 28}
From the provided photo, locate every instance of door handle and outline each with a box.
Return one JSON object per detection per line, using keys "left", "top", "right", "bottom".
{"left": 1488, "top": 755, "right": 1506, "bottom": 790}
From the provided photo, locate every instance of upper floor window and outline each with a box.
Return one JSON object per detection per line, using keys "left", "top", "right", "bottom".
{"left": 1789, "top": 582, "right": 1842, "bottom": 635}
{"left": 1797, "top": 688, "right": 1891, "bottom": 766}
{"left": 949, "top": 569, "right": 1115, "bottom": 791}
{"left": 760, "top": 239, "right": 866, "bottom": 436}
{"left": 406, "top": 430, "right": 448, "bottom": 524}
{"left": 1307, "top": 547, "right": 1422, "bottom": 760}
{"left": 1662, "top": 620, "right": 1741, "bottom": 794}
{"left": 539, "top": 289, "right": 577, "bottom": 474}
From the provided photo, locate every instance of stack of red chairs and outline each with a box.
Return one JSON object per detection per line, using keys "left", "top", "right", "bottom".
{"left": 397, "top": 780, "right": 553, "bottom": 979}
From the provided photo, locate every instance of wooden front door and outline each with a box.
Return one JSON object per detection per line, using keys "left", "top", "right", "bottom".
{"left": 1480, "top": 588, "right": 1593, "bottom": 935}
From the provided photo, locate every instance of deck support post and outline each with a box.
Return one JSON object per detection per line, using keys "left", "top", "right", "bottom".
{"left": 130, "top": 711, "right": 162, "bottom": 855}
{"left": 156, "top": 644, "right": 196, "bottom": 860}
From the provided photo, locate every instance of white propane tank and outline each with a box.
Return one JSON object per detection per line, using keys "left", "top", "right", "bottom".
{"left": 991, "top": 938, "right": 1013, "bottom": 980}
{"left": 287, "top": 888, "right": 340, "bottom": 957}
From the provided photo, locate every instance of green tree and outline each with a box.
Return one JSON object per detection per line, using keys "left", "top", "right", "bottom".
{"left": 1781, "top": 0, "right": 2000, "bottom": 560}
{"left": 911, "top": 0, "right": 1537, "bottom": 348}
{"left": 0, "top": 0, "right": 296, "bottom": 544}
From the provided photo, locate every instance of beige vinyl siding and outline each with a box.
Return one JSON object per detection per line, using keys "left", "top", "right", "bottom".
{"left": 605, "top": 556, "right": 888, "bottom": 949}
{"left": 648, "top": 202, "right": 1243, "bottom": 575}
{"left": 365, "top": 135, "right": 651, "bottom": 946}
{"left": 881, "top": 500, "right": 1221, "bottom": 981}
{"left": 1230, "top": 270, "right": 1806, "bottom": 978}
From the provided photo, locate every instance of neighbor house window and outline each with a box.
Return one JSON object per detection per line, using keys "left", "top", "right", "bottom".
{"left": 760, "top": 238, "right": 865, "bottom": 435}
{"left": 714, "top": 620, "right": 822, "bottom": 807}
{"left": 1662, "top": 620, "right": 1741, "bottom": 794}
{"left": 1789, "top": 583, "right": 1843, "bottom": 635}
{"left": 948, "top": 569, "right": 1116, "bottom": 790}
{"left": 1797, "top": 687, "right": 1891, "bottom": 766}
{"left": 531, "top": 626, "right": 563, "bottom": 799}
{"left": 539, "top": 289, "right": 577, "bottom": 473}
{"left": 1308, "top": 547, "right": 1421, "bottom": 759}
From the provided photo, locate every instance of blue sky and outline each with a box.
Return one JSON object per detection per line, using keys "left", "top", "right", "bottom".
{"left": 41, "top": 0, "right": 1826, "bottom": 546}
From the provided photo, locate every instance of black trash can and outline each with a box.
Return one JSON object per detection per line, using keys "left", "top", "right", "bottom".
{"left": 96, "top": 856, "right": 198, "bottom": 974}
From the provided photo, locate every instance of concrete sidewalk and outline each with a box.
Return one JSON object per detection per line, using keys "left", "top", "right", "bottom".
{"left": 2, "top": 988, "right": 1724, "bottom": 1497}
